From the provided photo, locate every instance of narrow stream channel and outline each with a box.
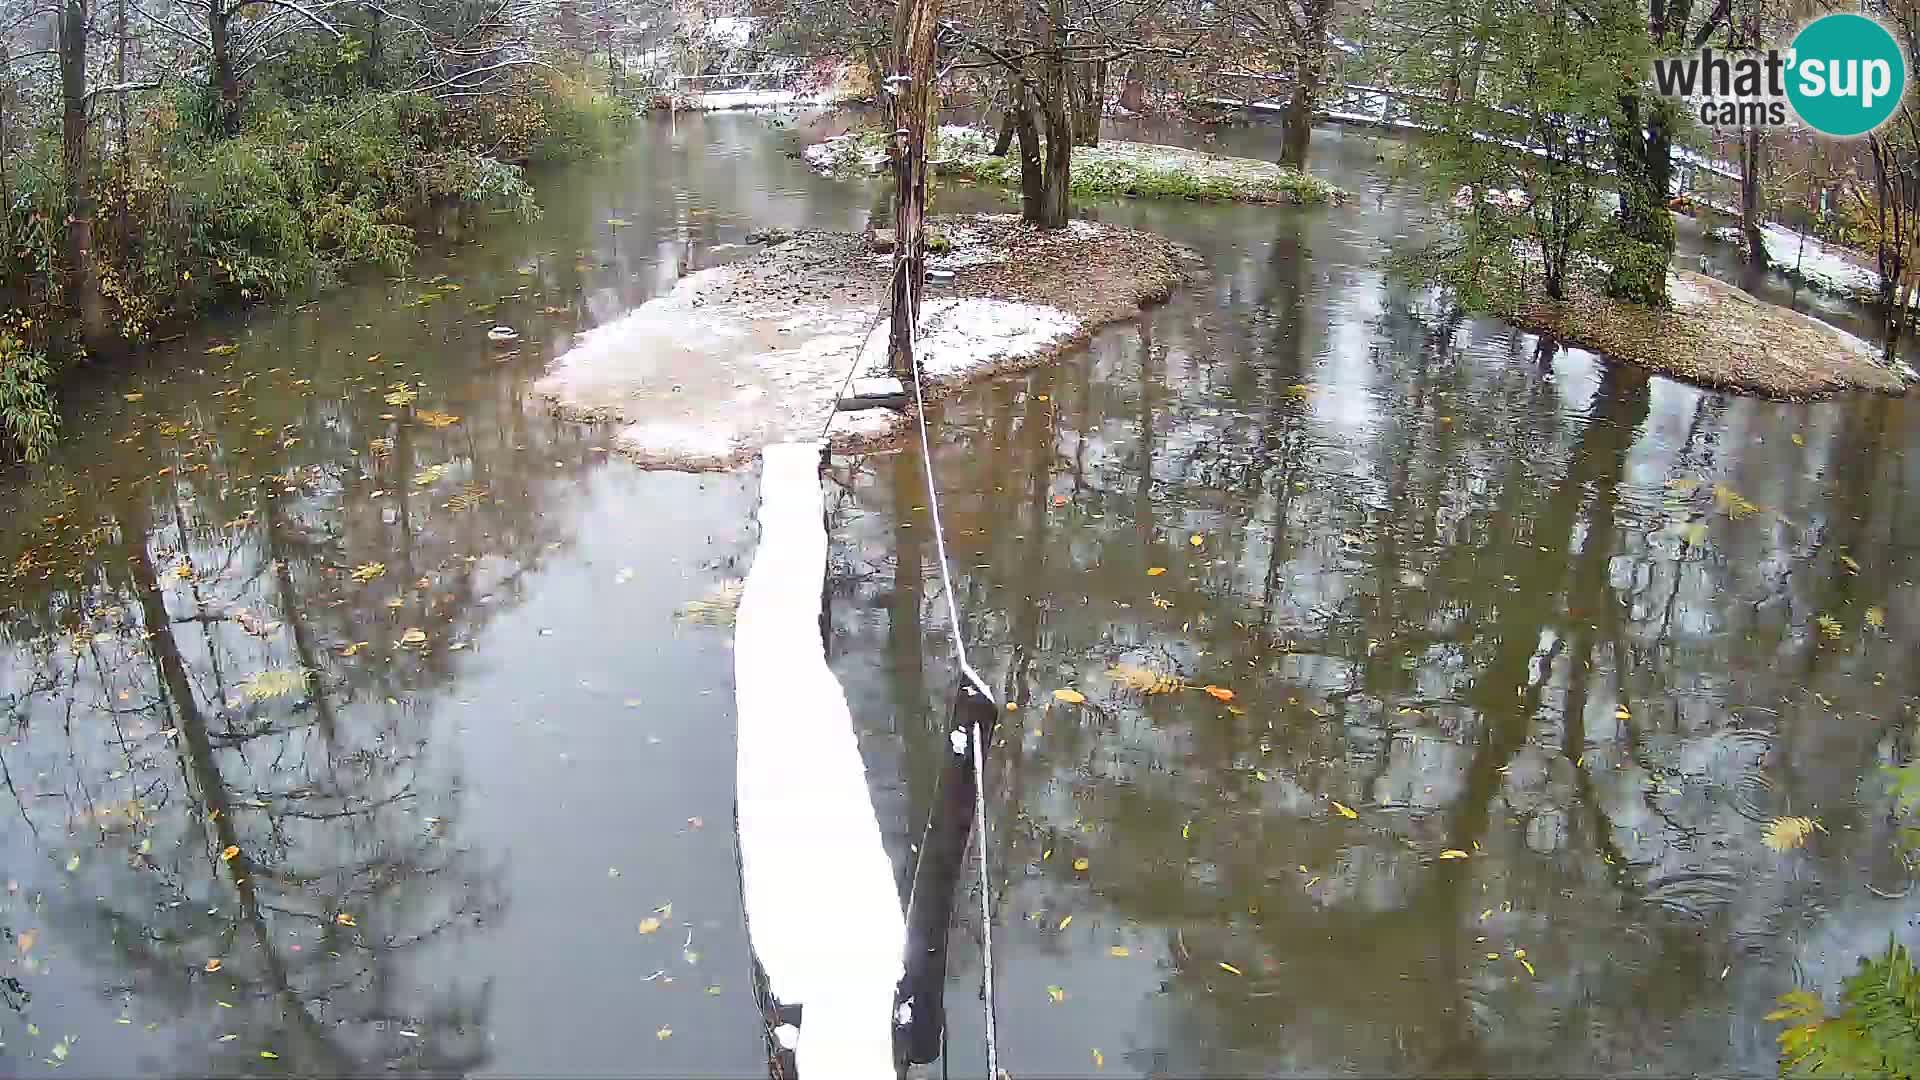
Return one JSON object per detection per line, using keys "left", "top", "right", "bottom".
{"left": 0, "top": 111, "right": 1914, "bottom": 1077}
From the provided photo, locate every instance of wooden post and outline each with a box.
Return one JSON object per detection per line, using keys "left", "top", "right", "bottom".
{"left": 886, "top": 0, "right": 940, "bottom": 379}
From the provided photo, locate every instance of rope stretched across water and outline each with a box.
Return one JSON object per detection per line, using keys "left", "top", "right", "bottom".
{"left": 901, "top": 265, "right": 1002, "bottom": 1080}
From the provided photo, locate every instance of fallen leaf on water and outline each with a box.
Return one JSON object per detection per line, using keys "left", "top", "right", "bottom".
{"left": 414, "top": 464, "right": 446, "bottom": 487}
{"left": 1093, "top": 1048, "right": 1105, "bottom": 1069}
{"left": 1331, "top": 801, "right": 1358, "bottom": 819}
{"left": 1053, "top": 688, "right": 1085, "bottom": 704}
{"left": 416, "top": 410, "right": 461, "bottom": 429}
{"left": 1486, "top": 952, "right": 1501, "bottom": 961}
{"left": 1058, "top": 914, "right": 1073, "bottom": 930}
{"left": 17, "top": 929, "right": 36, "bottom": 954}
{"left": 66, "top": 853, "right": 80, "bottom": 871}
{"left": 206, "top": 344, "right": 239, "bottom": 356}
{"left": 1764, "top": 815, "right": 1821, "bottom": 852}
{"left": 259, "top": 1050, "right": 278, "bottom": 1060}
{"left": 1520, "top": 958, "right": 1536, "bottom": 976}
{"left": 241, "top": 668, "right": 306, "bottom": 702}
{"left": 1438, "top": 849, "right": 1470, "bottom": 860}
{"left": 1189, "top": 534, "right": 1203, "bottom": 547}
{"left": 1073, "top": 857, "right": 1090, "bottom": 871}
{"left": 51, "top": 1040, "right": 68, "bottom": 1061}
{"left": 638, "top": 917, "right": 662, "bottom": 935}
{"left": 384, "top": 386, "right": 417, "bottom": 407}
{"left": 124, "top": 392, "right": 145, "bottom": 402}
{"left": 335, "top": 912, "right": 356, "bottom": 927}
{"left": 340, "top": 641, "right": 369, "bottom": 657}
{"left": 220, "top": 846, "right": 240, "bottom": 861}
{"left": 350, "top": 562, "right": 386, "bottom": 583}
{"left": 1047, "top": 985, "right": 1066, "bottom": 1003}
{"left": 1109, "top": 946, "right": 1130, "bottom": 957}
{"left": 205, "top": 958, "right": 223, "bottom": 972}
{"left": 1815, "top": 614, "right": 1843, "bottom": 640}
{"left": 1841, "top": 553, "right": 1861, "bottom": 573}
{"left": 1052, "top": 495, "right": 1068, "bottom": 507}
{"left": 1868, "top": 606, "right": 1886, "bottom": 629}
{"left": 1146, "top": 567, "right": 1167, "bottom": 576}
{"left": 1614, "top": 705, "right": 1632, "bottom": 720}
{"left": 1218, "top": 961, "right": 1243, "bottom": 975}
{"left": 1202, "top": 685, "right": 1235, "bottom": 702}
{"left": 607, "top": 218, "right": 632, "bottom": 227}
{"left": 399, "top": 628, "right": 427, "bottom": 646}
{"left": 219, "top": 1034, "right": 238, "bottom": 1042}
{"left": 1182, "top": 821, "right": 1191, "bottom": 839}
{"left": 655, "top": 1027, "right": 672, "bottom": 1041}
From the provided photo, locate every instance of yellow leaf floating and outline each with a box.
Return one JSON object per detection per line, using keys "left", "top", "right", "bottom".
{"left": 1058, "top": 914, "right": 1073, "bottom": 930}
{"left": 384, "top": 385, "right": 418, "bottom": 407}
{"left": 416, "top": 410, "right": 461, "bottom": 429}
{"left": 205, "top": 958, "right": 223, "bottom": 972}
{"left": 1868, "top": 606, "right": 1887, "bottom": 629}
{"left": 350, "top": 562, "right": 386, "bottom": 583}
{"left": 259, "top": 1051, "right": 278, "bottom": 1059}
{"left": 1438, "top": 849, "right": 1470, "bottom": 860}
{"left": 124, "top": 392, "right": 145, "bottom": 402}
{"left": 1146, "top": 567, "right": 1167, "bottom": 576}
{"left": 414, "top": 464, "right": 447, "bottom": 487}
{"left": 638, "top": 917, "right": 661, "bottom": 935}
{"left": 1093, "top": 1048, "right": 1105, "bottom": 1069}
{"left": 1615, "top": 705, "right": 1632, "bottom": 720}
{"left": 1109, "top": 946, "right": 1130, "bottom": 958}
{"left": 1047, "top": 985, "right": 1065, "bottom": 1003}
{"left": 656, "top": 1027, "right": 672, "bottom": 1041}
{"left": 399, "top": 628, "right": 427, "bottom": 646}
{"left": 1073, "top": 857, "right": 1090, "bottom": 871}
{"left": 1107, "top": 664, "right": 1182, "bottom": 694}
{"left": 1764, "top": 816, "right": 1821, "bottom": 852}
{"left": 1331, "top": 801, "right": 1358, "bottom": 819}
{"left": 220, "top": 845, "right": 240, "bottom": 862}
{"left": 241, "top": 668, "right": 306, "bottom": 702}
{"left": 335, "top": 912, "right": 356, "bottom": 927}
{"left": 1202, "top": 685, "right": 1235, "bottom": 702}
{"left": 1189, "top": 534, "right": 1203, "bottom": 547}
{"left": 206, "top": 344, "right": 239, "bottom": 356}
{"left": 1815, "top": 614, "right": 1843, "bottom": 640}
{"left": 1053, "top": 688, "right": 1086, "bottom": 704}
{"left": 1218, "top": 962, "right": 1243, "bottom": 976}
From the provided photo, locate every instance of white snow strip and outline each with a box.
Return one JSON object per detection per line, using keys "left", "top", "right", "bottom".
{"left": 735, "top": 442, "right": 905, "bottom": 1079}
{"left": 915, "top": 298, "right": 1083, "bottom": 379}
{"left": 1754, "top": 224, "right": 1914, "bottom": 307}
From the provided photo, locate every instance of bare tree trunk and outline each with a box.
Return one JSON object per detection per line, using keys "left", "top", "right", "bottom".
{"left": 60, "top": 0, "right": 104, "bottom": 350}
{"left": 1032, "top": 0, "right": 1072, "bottom": 229}
{"left": 208, "top": 1, "right": 240, "bottom": 136}
{"left": 1012, "top": 83, "right": 1044, "bottom": 221}
{"left": 1071, "top": 60, "right": 1104, "bottom": 146}
{"left": 1280, "top": 0, "right": 1330, "bottom": 169}
{"left": 992, "top": 107, "right": 1014, "bottom": 156}
{"left": 885, "top": 0, "right": 940, "bottom": 378}
{"left": 1741, "top": 126, "right": 1766, "bottom": 268}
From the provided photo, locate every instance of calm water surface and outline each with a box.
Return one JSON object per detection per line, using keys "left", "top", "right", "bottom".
{"left": 0, "top": 112, "right": 1915, "bottom": 1078}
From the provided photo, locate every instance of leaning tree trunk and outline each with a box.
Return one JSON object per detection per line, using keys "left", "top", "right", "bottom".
{"left": 1607, "top": 93, "right": 1675, "bottom": 306}
{"left": 885, "top": 0, "right": 940, "bottom": 377}
{"left": 1011, "top": 84, "right": 1045, "bottom": 222}
{"left": 59, "top": 0, "right": 105, "bottom": 351}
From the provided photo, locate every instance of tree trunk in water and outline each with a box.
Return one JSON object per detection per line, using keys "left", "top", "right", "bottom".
{"left": 885, "top": 0, "right": 939, "bottom": 378}
{"left": 59, "top": 0, "right": 104, "bottom": 351}
{"left": 1607, "top": 94, "right": 1674, "bottom": 306}
{"left": 1741, "top": 126, "right": 1766, "bottom": 269}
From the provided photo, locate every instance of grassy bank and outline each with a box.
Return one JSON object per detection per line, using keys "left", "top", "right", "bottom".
{"left": 805, "top": 126, "right": 1346, "bottom": 205}
{"left": 0, "top": 67, "right": 629, "bottom": 462}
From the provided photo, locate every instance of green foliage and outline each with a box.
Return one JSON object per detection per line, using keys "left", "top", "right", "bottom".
{"left": 0, "top": 319, "right": 57, "bottom": 463}
{"left": 1390, "top": 0, "right": 1647, "bottom": 307}
{"left": 937, "top": 136, "right": 1343, "bottom": 205}
{"left": 1772, "top": 940, "right": 1920, "bottom": 1078}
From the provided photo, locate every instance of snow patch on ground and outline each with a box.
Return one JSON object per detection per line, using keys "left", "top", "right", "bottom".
{"left": 536, "top": 271, "right": 1082, "bottom": 468}
{"left": 1667, "top": 271, "right": 1712, "bottom": 311}
{"left": 1756, "top": 225, "right": 1906, "bottom": 306}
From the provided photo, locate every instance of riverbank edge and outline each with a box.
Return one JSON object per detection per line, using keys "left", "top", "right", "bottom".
{"left": 533, "top": 215, "right": 1187, "bottom": 469}
{"left": 802, "top": 126, "right": 1349, "bottom": 206}
{"left": 1500, "top": 268, "right": 1911, "bottom": 400}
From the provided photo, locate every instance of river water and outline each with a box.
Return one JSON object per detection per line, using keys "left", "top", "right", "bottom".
{"left": 0, "top": 112, "right": 1914, "bottom": 1078}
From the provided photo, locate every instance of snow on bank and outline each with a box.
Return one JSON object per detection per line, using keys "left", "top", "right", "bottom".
{"left": 534, "top": 263, "right": 1083, "bottom": 469}
{"left": 735, "top": 440, "right": 903, "bottom": 1078}
{"left": 690, "top": 88, "right": 835, "bottom": 111}
{"left": 1754, "top": 225, "right": 1914, "bottom": 307}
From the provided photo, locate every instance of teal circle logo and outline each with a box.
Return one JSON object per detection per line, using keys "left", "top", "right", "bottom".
{"left": 1786, "top": 13, "right": 1907, "bottom": 137}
